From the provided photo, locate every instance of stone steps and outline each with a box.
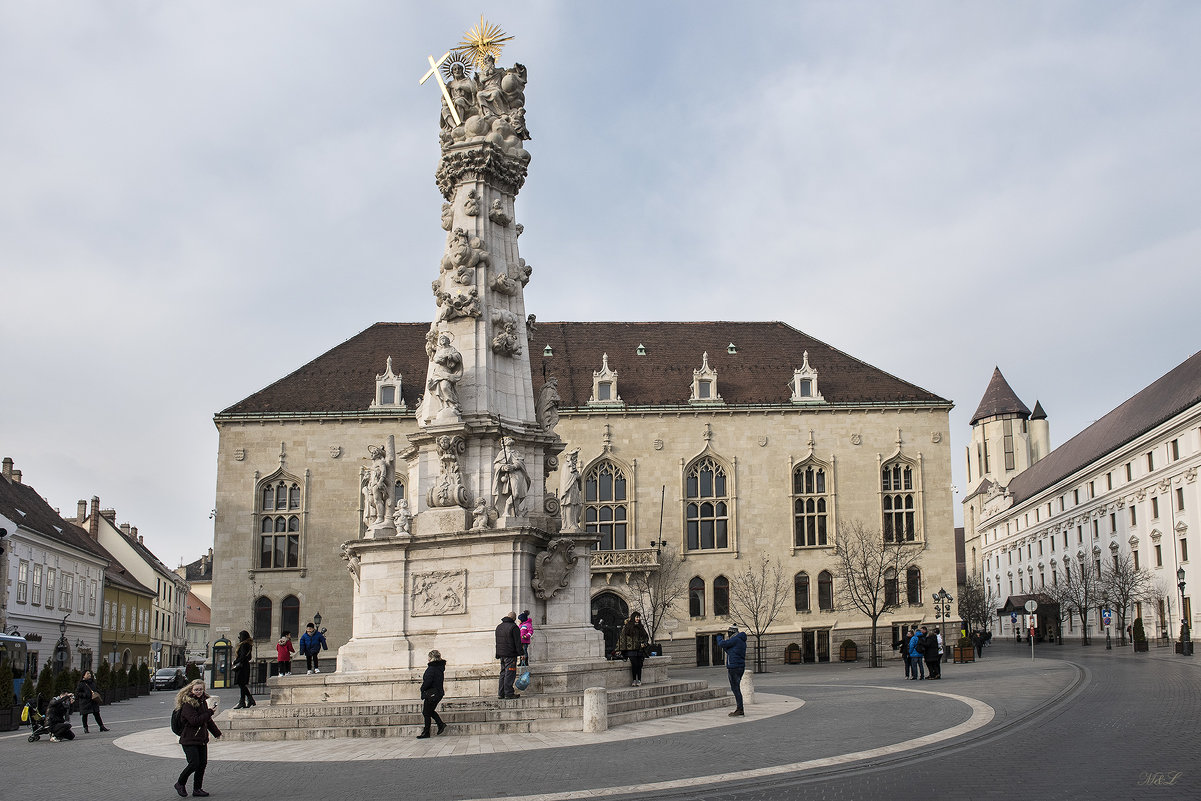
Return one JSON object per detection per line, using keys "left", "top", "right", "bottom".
{"left": 222, "top": 678, "right": 730, "bottom": 741}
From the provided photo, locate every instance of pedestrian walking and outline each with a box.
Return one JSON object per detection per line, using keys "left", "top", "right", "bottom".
{"left": 232, "top": 630, "right": 256, "bottom": 709}
{"left": 923, "top": 626, "right": 941, "bottom": 679}
{"left": 46, "top": 692, "right": 76, "bottom": 741}
{"left": 495, "top": 611, "right": 523, "bottom": 699}
{"left": 173, "top": 679, "right": 222, "bottom": 798}
{"left": 75, "top": 669, "right": 109, "bottom": 733}
{"left": 276, "top": 630, "right": 295, "bottom": 676}
{"left": 973, "top": 630, "right": 985, "bottom": 658}
{"left": 716, "top": 625, "right": 748, "bottom": 716}
{"left": 895, "top": 627, "right": 913, "bottom": 678}
{"left": 615, "top": 611, "right": 651, "bottom": 686}
{"left": 517, "top": 610, "right": 533, "bottom": 662}
{"left": 907, "top": 627, "right": 926, "bottom": 679}
{"left": 299, "top": 623, "right": 328, "bottom": 674}
{"left": 416, "top": 649, "right": 447, "bottom": 739}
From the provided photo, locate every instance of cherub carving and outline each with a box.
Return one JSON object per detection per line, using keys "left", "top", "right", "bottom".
{"left": 464, "top": 189, "right": 480, "bottom": 216}
{"left": 488, "top": 199, "right": 511, "bottom": 227}
{"left": 440, "top": 202, "right": 453, "bottom": 231}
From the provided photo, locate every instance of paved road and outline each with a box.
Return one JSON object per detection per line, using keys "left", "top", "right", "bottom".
{"left": 1, "top": 642, "right": 1195, "bottom": 800}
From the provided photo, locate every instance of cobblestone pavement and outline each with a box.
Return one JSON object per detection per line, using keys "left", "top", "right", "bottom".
{"left": 1, "top": 643, "right": 1195, "bottom": 800}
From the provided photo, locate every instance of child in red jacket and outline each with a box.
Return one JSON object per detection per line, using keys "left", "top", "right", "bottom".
{"left": 276, "top": 631, "right": 295, "bottom": 676}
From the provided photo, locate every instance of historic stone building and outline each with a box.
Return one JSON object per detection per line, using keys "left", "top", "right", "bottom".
{"left": 210, "top": 321, "right": 959, "bottom": 667}
{"left": 965, "top": 352, "right": 1201, "bottom": 642}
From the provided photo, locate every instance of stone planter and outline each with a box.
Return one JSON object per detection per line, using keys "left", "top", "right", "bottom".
{"left": 838, "top": 641, "right": 857, "bottom": 662}
{"left": 1133, "top": 640, "right": 1149, "bottom": 652}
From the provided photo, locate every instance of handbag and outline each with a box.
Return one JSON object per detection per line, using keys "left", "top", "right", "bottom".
{"left": 91, "top": 691, "right": 101, "bottom": 702}
{"left": 514, "top": 667, "right": 532, "bottom": 691}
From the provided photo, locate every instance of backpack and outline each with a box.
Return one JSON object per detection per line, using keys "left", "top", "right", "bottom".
{"left": 170, "top": 707, "right": 183, "bottom": 735}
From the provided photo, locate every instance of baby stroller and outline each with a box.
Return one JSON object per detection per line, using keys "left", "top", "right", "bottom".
{"left": 23, "top": 697, "right": 50, "bottom": 742}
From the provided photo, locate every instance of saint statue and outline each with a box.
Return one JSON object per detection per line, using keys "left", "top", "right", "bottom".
{"left": 492, "top": 436, "right": 530, "bottom": 517}
{"left": 366, "top": 436, "right": 396, "bottom": 531}
{"left": 560, "top": 449, "right": 583, "bottom": 532}
{"left": 427, "top": 334, "right": 464, "bottom": 419}
{"left": 536, "top": 376, "right": 561, "bottom": 434}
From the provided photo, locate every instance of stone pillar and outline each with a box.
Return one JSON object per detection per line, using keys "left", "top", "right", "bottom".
{"left": 740, "top": 670, "right": 755, "bottom": 706}
{"left": 582, "top": 687, "right": 608, "bottom": 732}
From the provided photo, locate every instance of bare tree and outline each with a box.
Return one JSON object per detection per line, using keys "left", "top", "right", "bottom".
{"left": 957, "top": 573, "right": 993, "bottom": 636}
{"left": 726, "top": 555, "right": 790, "bottom": 673}
{"left": 1059, "top": 557, "right": 1102, "bottom": 644}
{"left": 831, "top": 520, "right": 923, "bottom": 668}
{"left": 1100, "top": 553, "right": 1157, "bottom": 645}
{"left": 625, "top": 546, "right": 689, "bottom": 646}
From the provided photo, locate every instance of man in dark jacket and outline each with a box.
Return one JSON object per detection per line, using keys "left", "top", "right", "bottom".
{"left": 923, "top": 626, "right": 941, "bottom": 679}
{"left": 495, "top": 611, "right": 523, "bottom": 699}
{"left": 417, "top": 649, "right": 448, "bottom": 739}
{"left": 716, "top": 626, "right": 748, "bottom": 716}
{"left": 46, "top": 692, "right": 76, "bottom": 741}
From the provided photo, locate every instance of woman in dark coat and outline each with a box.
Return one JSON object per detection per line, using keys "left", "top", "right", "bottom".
{"left": 416, "top": 649, "right": 447, "bottom": 739}
{"left": 232, "top": 630, "right": 255, "bottom": 709}
{"left": 173, "top": 679, "right": 222, "bottom": 797}
{"left": 614, "top": 611, "right": 650, "bottom": 686}
{"left": 75, "top": 669, "right": 109, "bottom": 733}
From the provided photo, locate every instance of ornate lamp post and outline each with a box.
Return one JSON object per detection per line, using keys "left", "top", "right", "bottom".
{"left": 1178, "top": 567, "right": 1191, "bottom": 656}
{"left": 932, "top": 588, "right": 954, "bottom": 663}
{"left": 53, "top": 615, "right": 69, "bottom": 673}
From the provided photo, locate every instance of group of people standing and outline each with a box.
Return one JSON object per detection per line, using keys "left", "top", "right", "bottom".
{"left": 898, "top": 625, "right": 943, "bottom": 680}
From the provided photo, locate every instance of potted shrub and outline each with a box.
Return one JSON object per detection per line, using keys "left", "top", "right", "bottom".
{"left": 34, "top": 663, "right": 54, "bottom": 705}
{"left": 185, "top": 663, "right": 201, "bottom": 682}
{"left": 114, "top": 667, "right": 128, "bottom": 702}
{"left": 138, "top": 663, "right": 151, "bottom": 693}
{"left": 839, "top": 638, "right": 858, "bottom": 662}
{"left": 96, "top": 661, "right": 111, "bottom": 705}
{"left": 1133, "top": 617, "right": 1150, "bottom": 652}
{"left": 953, "top": 635, "right": 975, "bottom": 663}
{"left": 127, "top": 665, "right": 139, "bottom": 696}
{"left": 19, "top": 668, "right": 36, "bottom": 709}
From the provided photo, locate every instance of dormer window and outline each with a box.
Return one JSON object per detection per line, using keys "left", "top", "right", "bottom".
{"left": 689, "top": 351, "right": 722, "bottom": 404}
{"left": 636, "top": 343, "right": 647, "bottom": 356}
{"left": 370, "top": 356, "right": 406, "bottom": 410}
{"left": 790, "top": 351, "right": 824, "bottom": 403}
{"left": 589, "top": 353, "right": 623, "bottom": 406}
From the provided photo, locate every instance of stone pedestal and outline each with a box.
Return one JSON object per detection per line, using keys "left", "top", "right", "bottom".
{"left": 338, "top": 525, "right": 602, "bottom": 673}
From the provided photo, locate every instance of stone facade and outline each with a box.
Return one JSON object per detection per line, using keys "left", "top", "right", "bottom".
{"left": 210, "top": 324, "right": 958, "bottom": 669}
{"left": 966, "top": 352, "right": 1201, "bottom": 642}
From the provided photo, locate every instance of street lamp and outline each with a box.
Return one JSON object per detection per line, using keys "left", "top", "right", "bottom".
{"left": 53, "top": 614, "right": 70, "bottom": 673}
{"left": 932, "top": 588, "right": 954, "bottom": 663}
{"left": 313, "top": 612, "right": 322, "bottom": 629}
{"left": 1178, "top": 567, "right": 1191, "bottom": 657}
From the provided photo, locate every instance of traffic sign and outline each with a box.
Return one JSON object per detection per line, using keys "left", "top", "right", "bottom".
{"left": 1024, "top": 599, "right": 1038, "bottom": 613}
{"left": 1010, "top": 612, "right": 1017, "bottom": 623}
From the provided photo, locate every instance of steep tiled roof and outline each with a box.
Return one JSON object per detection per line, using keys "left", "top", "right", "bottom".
{"left": 0, "top": 476, "right": 108, "bottom": 561}
{"left": 185, "top": 592, "right": 211, "bottom": 625}
{"left": 1007, "top": 350, "right": 1201, "bottom": 506}
{"left": 969, "top": 367, "right": 1031, "bottom": 425}
{"left": 217, "top": 321, "right": 949, "bottom": 416}
{"left": 182, "top": 555, "right": 212, "bottom": 583}
{"left": 1031, "top": 400, "right": 1047, "bottom": 421}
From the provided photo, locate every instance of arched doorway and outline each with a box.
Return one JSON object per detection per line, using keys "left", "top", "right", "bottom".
{"left": 590, "top": 591, "right": 629, "bottom": 659}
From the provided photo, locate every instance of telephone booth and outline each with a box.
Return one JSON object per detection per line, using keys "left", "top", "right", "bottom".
{"left": 211, "top": 638, "right": 232, "bottom": 689}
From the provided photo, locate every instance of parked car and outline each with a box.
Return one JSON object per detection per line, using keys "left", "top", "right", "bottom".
{"left": 152, "top": 667, "right": 186, "bottom": 690}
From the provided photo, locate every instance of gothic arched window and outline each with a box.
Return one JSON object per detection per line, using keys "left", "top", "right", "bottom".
{"left": 794, "top": 572, "right": 810, "bottom": 612}
{"left": 686, "top": 457, "right": 730, "bottom": 551}
{"left": 817, "top": 570, "right": 834, "bottom": 611}
{"left": 689, "top": 576, "right": 706, "bottom": 617}
{"left": 280, "top": 595, "right": 300, "bottom": 637}
{"left": 257, "top": 473, "right": 304, "bottom": 569}
{"left": 585, "top": 461, "right": 629, "bottom": 550}
{"left": 253, "top": 596, "right": 272, "bottom": 640}
{"left": 793, "top": 463, "right": 829, "bottom": 547}
{"left": 906, "top": 567, "right": 921, "bottom": 604}
{"left": 713, "top": 575, "right": 730, "bottom": 616}
{"left": 882, "top": 461, "right": 917, "bottom": 542}
{"left": 884, "top": 568, "right": 899, "bottom": 607}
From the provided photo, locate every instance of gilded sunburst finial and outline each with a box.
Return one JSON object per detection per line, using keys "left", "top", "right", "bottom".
{"left": 456, "top": 16, "right": 514, "bottom": 71}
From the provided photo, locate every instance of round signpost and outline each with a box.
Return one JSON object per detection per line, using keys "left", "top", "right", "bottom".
{"left": 1024, "top": 600, "right": 1038, "bottom": 660}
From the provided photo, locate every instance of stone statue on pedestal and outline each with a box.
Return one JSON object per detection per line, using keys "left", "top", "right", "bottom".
{"left": 426, "top": 334, "right": 464, "bottom": 423}
{"left": 492, "top": 436, "right": 530, "bottom": 517}
{"left": 365, "top": 436, "right": 397, "bottom": 536}
{"left": 560, "top": 449, "right": 582, "bottom": 532}
{"left": 536, "top": 377, "right": 561, "bottom": 435}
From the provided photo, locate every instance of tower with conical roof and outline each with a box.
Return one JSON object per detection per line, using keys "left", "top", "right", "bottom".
{"left": 962, "top": 367, "right": 1050, "bottom": 579}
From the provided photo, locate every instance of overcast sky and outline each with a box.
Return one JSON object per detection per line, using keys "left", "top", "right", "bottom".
{"left": 2, "top": 2, "right": 1199, "bottom": 569}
